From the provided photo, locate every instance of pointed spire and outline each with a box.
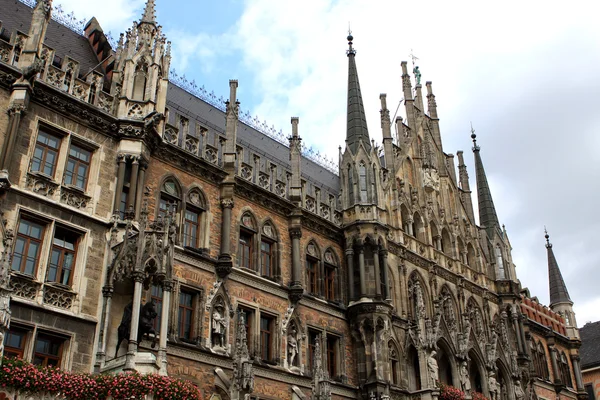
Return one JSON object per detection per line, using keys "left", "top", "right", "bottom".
{"left": 471, "top": 127, "right": 500, "bottom": 235}
{"left": 545, "top": 229, "right": 572, "bottom": 307}
{"left": 346, "top": 32, "right": 370, "bottom": 153}
{"left": 141, "top": 0, "right": 157, "bottom": 23}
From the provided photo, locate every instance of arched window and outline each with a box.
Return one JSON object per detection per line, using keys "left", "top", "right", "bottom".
{"left": 133, "top": 61, "right": 148, "bottom": 101}
{"left": 306, "top": 241, "right": 321, "bottom": 296}
{"left": 88, "top": 80, "right": 98, "bottom": 104}
{"left": 62, "top": 66, "right": 73, "bottom": 93}
{"left": 183, "top": 188, "right": 207, "bottom": 249}
{"left": 239, "top": 212, "right": 257, "bottom": 271}
{"left": 358, "top": 162, "right": 368, "bottom": 203}
{"left": 159, "top": 178, "right": 181, "bottom": 218}
{"left": 400, "top": 205, "right": 412, "bottom": 235}
{"left": 12, "top": 38, "right": 23, "bottom": 66}
{"left": 389, "top": 341, "right": 400, "bottom": 386}
{"left": 538, "top": 342, "right": 549, "bottom": 380}
{"left": 259, "top": 220, "right": 279, "bottom": 280}
{"left": 495, "top": 245, "right": 505, "bottom": 279}
{"left": 347, "top": 165, "right": 355, "bottom": 205}
{"left": 441, "top": 228, "right": 452, "bottom": 255}
{"left": 323, "top": 249, "right": 338, "bottom": 302}
{"left": 560, "top": 352, "right": 573, "bottom": 388}
{"left": 457, "top": 237, "right": 467, "bottom": 264}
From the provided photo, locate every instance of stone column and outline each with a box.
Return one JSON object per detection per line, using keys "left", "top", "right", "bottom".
{"left": 346, "top": 246, "right": 354, "bottom": 301}
{"left": 134, "top": 162, "right": 147, "bottom": 219}
{"left": 158, "top": 280, "right": 173, "bottom": 376}
{"left": 289, "top": 227, "right": 303, "bottom": 302}
{"left": 570, "top": 355, "right": 584, "bottom": 391}
{"left": 358, "top": 243, "right": 366, "bottom": 297}
{"left": 125, "top": 272, "right": 145, "bottom": 371}
{"left": 216, "top": 198, "right": 234, "bottom": 278}
{"left": 549, "top": 346, "right": 560, "bottom": 384}
{"left": 113, "top": 154, "right": 127, "bottom": 214}
{"left": 511, "top": 310, "right": 523, "bottom": 354}
{"left": 96, "top": 286, "right": 113, "bottom": 369}
{"left": 126, "top": 156, "right": 140, "bottom": 211}
{"left": 374, "top": 245, "right": 382, "bottom": 298}
{"left": 0, "top": 105, "right": 25, "bottom": 172}
{"left": 381, "top": 249, "right": 390, "bottom": 301}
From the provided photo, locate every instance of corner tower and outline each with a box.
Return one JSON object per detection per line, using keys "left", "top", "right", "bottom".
{"left": 545, "top": 230, "right": 579, "bottom": 339}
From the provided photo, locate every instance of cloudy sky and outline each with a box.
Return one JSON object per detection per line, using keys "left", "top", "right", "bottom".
{"left": 54, "top": 0, "right": 600, "bottom": 326}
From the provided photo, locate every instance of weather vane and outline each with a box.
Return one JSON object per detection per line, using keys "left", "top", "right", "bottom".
{"left": 409, "top": 49, "right": 419, "bottom": 67}
{"left": 410, "top": 49, "right": 421, "bottom": 85}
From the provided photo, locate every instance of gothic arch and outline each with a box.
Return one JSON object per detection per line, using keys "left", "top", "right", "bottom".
{"left": 323, "top": 246, "right": 341, "bottom": 302}
{"left": 183, "top": 185, "right": 209, "bottom": 249}
{"left": 237, "top": 209, "right": 258, "bottom": 271}
{"left": 406, "top": 345, "right": 421, "bottom": 390}
{"left": 466, "top": 297, "right": 486, "bottom": 345}
{"left": 205, "top": 282, "right": 233, "bottom": 352}
{"left": 413, "top": 211, "right": 425, "bottom": 242}
{"left": 305, "top": 239, "right": 322, "bottom": 296}
{"left": 283, "top": 311, "right": 304, "bottom": 370}
{"left": 466, "top": 242, "right": 477, "bottom": 272}
{"left": 441, "top": 227, "right": 452, "bottom": 256}
{"left": 439, "top": 285, "right": 459, "bottom": 334}
{"left": 436, "top": 338, "right": 458, "bottom": 387}
{"left": 258, "top": 217, "right": 281, "bottom": 281}
{"left": 468, "top": 348, "right": 488, "bottom": 395}
{"left": 132, "top": 58, "right": 150, "bottom": 101}
{"left": 388, "top": 339, "right": 402, "bottom": 386}
{"left": 495, "top": 358, "right": 513, "bottom": 400}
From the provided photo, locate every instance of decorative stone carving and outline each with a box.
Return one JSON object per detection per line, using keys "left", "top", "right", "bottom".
{"left": 188, "top": 189, "right": 203, "bottom": 206}
{"left": 423, "top": 168, "right": 440, "bottom": 193}
{"left": 488, "top": 373, "right": 498, "bottom": 400}
{"left": 307, "top": 243, "right": 317, "bottom": 257}
{"left": 60, "top": 187, "right": 90, "bottom": 209}
{"left": 163, "top": 125, "right": 178, "bottom": 143}
{"left": 43, "top": 284, "right": 76, "bottom": 309}
{"left": 240, "top": 165, "right": 253, "bottom": 181}
{"left": 287, "top": 324, "right": 299, "bottom": 367}
{"left": 231, "top": 310, "right": 254, "bottom": 398}
{"left": 205, "top": 146, "right": 218, "bottom": 164}
{"left": 262, "top": 223, "right": 274, "bottom": 239}
{"left": 319, "top": 204, "right": 330, "bottom": 219}
{"left": 185, "top": 135, "right": 199, "bottom": 154}
{"left": 514, "top": 379, "right": 524, "bottom": 400}
{"left": 274, "top": 181, "right": 286, "bottom": 197}
{"left": 305, "top": 197, "right": 316, "bottom": 213}
{"left": 258, "top": 173, "right": 269, "bottom": 189}
{"left": 26, "top": 173, "right": 58, "bottom": 197}
{"left": 9, "top": 274, "right": 39, "bottom": 300}
{"left": 128, "top": 103, "right": 144, "bottom": 119}
{"left": 241, "top": 214, "right": 255, "bottom": 229}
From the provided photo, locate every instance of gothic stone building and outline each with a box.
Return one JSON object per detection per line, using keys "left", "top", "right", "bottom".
{"left": 0, "top": 1, "right": 588, "bottom": 399}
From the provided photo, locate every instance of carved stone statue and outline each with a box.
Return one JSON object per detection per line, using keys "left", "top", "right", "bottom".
{"left": 287, "top": 326, "right": 298, "bottom": 367}
{"left": 514, "top": 380, "right": 525, "bottom": 400}
{"left": 460, "top": 361, "right": 471, "bottom": 392}
{"left": 212, "top": 305, "right": 227, "bottom": 348}
{"left": 488, "top": 373, "right": 498, "bottom": 400}
{"left": 427, "top": 350, "right": 439, "bottom": 387}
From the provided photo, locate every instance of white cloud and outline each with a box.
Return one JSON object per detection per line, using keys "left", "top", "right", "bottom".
{"left": 54, "top": 0, "right": 144, "bottom": 34}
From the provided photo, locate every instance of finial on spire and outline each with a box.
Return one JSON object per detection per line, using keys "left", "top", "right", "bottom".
{"left": 471, "top": 122, "right": 480, "bottom": 151}
{"left": 545, "top": 226, "right": 552, "bottom": 248}
{"left": 346, "top": 27, "right": 355, "bottom": 56}
{"left": 141, "top": 0, "right": 157, "bottom": 23}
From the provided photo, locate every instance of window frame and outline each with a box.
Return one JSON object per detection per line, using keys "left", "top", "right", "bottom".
{"left": 326, "top": 334, "right": 338, "bottom": 379}
{"left": 183, "top": 206, "right": 202, "bottom": 248}
{"left": 3, "top": 326, "right": 28, "bottom": 360}
{"left": 259, "top": 314, "right": 274, "bottom": 362}
{"left": 63, "top": 141, "right": 92, "bottom": 191}
{"left": 307, "top": 329, "right": 320, "bottom": 372}
{"left": 260, "top": 237, "right": 274, "bottom": 278}
{"left": 177, "top": 289, "right": 196, "bottom": 342}
{"left": 11, "top": 217, "right": 46, "bottom": 277}
{"left": 306, "top": 255, "right": 319, "bottom": 296}
{"left": 32, "top": 332, "right": 65, "bottom": 368}
{"left": 31, "top": 129, "right": 62, "bottom": 178}
{"left": 238, "top": 306, "right": 255, "bottom": 358}
{"left": 45, "top": 225, "right": 80, "bottom": 287}
{"left": 238, "top": 228, "right": 255, "bottom": 271}
{"left": 149, "top": 284, "right": 164, "bottom": 333}
{"left": 324, "top": 262, "right": 336, "bottom": 301}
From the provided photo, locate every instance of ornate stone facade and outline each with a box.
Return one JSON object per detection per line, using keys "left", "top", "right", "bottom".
{"left": 0, "top": 1, "right": 586, "bottom": 400}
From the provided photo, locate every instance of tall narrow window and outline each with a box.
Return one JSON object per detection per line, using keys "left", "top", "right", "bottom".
{"left": 390, "top": 342, "right": 400, "bottom": 385}
{"left": 260, "top": 239, "right": 273, "bottom": 277}
{"left": 326, "top": 335, "right": 338, "bottom": 379}
{"left": 31, "top": 131, "right": 61, "bottom": 177}
{"left": 495, "top": 246, "right": 505, "bottom": 279}
{"left": 324, "top": 263, "right": 335, "bottom": 301}
{"left": 347, "top": 166, "right": 354, "bottom": 204}
{"left": 64, "top": 143, "right": 91, "bottom": 190}
{"left": 33, "top": 333, "right": 64, "bottom": 367}
{"left": 183, "top": 209, "right": 200, "bottom": 248}
{"left": 159, "top": 179, "right": 181, "bottom": 219}
{"left": 306, "top": 257, "right": 318, "bottom": 295}
{"left": 132, "top": 62, "right": 148, "bottom": 101}
{"left": 260, "top": 315, "right": 273, "bottom": 361}
{"left": 239, "top": 230, "right": 254, "bottom": 270}
{"left": 4, "top": 327, "right": 27, "bottom": 359}
{"left": 12, "top": 218, "right": 44, "bottom": 276}
{"left": 150, "top": 285, "right": 163, "bottom": 333}
{"left": 46, "top": 227, "right": 79, "bottom": 286}
{"left": 359, "top": 162, "right": 367, "bottom": 202}
{"left": 178, "top": 290, "right": 195, "bottom": 341}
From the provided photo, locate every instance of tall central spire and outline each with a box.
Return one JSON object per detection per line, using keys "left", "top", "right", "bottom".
{"left": 346, "top": 33, "right": 370, "bottom": 153}
{"left": 471, "top": 130, "right": 500, "bottom": 236}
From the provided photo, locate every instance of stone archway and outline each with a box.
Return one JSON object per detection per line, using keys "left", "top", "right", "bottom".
{"left": 407, "top": 345, "right": 421, "bottom": 391}
{"left": 468, "top": 349, "right": 487, "bottom": 395}
{"left": 436, "top": 340, "right": 456, "bottom": 387}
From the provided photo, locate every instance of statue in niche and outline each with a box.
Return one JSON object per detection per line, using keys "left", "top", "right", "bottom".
{"left": 488, "top": 373, "right": 498, "bottom": 400}
{"left": 287, "top": 325, "right": 298, "bottom": 367}
{"left": 514, "top": 380, "right": 525, "bottom": 400}
{"left": 427, "top": 350, "right": 439, "bottom": 387}
{"left": 212, "top": 304, "right": 227, "bottom": 348}
{"left": 460, "top": 361, "right": 471, "bottom": 393}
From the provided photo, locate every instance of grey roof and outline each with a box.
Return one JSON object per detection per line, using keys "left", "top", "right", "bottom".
{"left": 0, "top": 0, "right": 101, "bottom": 75}
{"left": 166, "top": 83, "right": 340, "bottom": 196}
{"left": 545, "top": 236, "right": 572, "bottom": 306}
{"left": 345, "top": 41, "right": 370, "bottom": 154}
{"left": 580, "top": 320, "right": 600, "bottom": 370}
{"left": 472, "top": 138, "right": 500, "bottom": 236}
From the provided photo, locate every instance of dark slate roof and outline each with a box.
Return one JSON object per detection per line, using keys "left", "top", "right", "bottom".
{"left": 546, "top": 239, "right": 572, "bottom": 306}
{"left": 472, "top": 139, "right": 500, "bottom": 236}
{"left": 345, "top": 42, "right": 370, "bottom": 154}
{"left": 580, "top": 320, "right": 600, "bottom": 369}
{"left": 0, "top": 0, "right": 100, "bottom": 75}
{"left": 166, "top": 83, "right": 340, "bottom": 196}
